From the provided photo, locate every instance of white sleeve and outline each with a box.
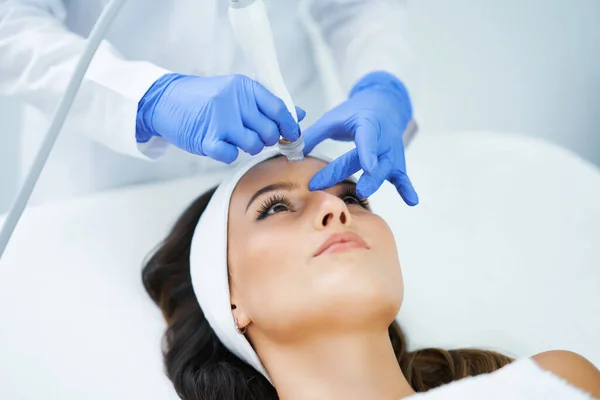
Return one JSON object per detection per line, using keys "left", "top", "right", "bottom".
{"left": 0, "top": 0, "right": 172, "bottom": 159}
{"left": 307, "top": 0, "right": 415, "bottom": 95}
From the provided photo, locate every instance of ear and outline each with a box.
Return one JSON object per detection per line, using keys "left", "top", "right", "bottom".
{"left": 230, "top": 302, "right": 251, "bottom": 331}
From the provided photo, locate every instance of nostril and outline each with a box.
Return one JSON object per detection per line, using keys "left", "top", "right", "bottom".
{"left": 321, "top": 211, "right": 348, "bottom": 227}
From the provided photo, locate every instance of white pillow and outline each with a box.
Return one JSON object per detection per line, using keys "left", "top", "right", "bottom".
{"left": 377, "top": 131, "right": 600, "bottom": 362}
{"left": 1, "top": 131, "right": 598, "bottom": 400}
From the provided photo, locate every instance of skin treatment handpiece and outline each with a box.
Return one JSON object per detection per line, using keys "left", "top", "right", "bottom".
{"left": 228, "top": 0, "right": 304, "bottom": 162}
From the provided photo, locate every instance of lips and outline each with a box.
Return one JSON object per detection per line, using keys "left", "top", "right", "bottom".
{"left": 313, "top": 231, "right": 369, "bottom": 257}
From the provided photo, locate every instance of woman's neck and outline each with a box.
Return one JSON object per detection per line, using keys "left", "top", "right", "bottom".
{"left": 259, "top": 329, "right": 415, "bottom": 400}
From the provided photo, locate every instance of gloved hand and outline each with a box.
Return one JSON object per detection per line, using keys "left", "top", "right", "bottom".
{"left": 302, "top": 71, "right": 418, "bottom": 206}
{"left": 136, "top": 73, "right": 305, "bottom": 164}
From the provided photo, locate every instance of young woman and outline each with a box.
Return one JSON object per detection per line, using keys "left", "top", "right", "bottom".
{"left": 142, "top": 151, "right": 600, "bottom": 399}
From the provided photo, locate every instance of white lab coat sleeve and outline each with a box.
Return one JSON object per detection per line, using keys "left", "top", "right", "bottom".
{"left": 307, "top": 0, "right": 415, "bottom": 96}
{"left": 0, "top": 0, "right": 172, "bottom": 160}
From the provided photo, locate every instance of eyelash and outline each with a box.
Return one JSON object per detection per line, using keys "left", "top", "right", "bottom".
{"left": 256, "top": 188, "right": 370, "bottom": 220}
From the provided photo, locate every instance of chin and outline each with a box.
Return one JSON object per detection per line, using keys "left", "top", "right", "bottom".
{"left": 312, "top": 253, "right": 403, "bottom": 328}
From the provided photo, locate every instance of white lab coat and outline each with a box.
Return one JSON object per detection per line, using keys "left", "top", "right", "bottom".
{"left": 0, "top": 0, "right": 413, "bottom": 204}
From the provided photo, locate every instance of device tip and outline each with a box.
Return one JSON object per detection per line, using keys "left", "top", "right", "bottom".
{"left": 286, "top": 153, "right": 305, "bottom": 162}
{"left": 278, "top": 135, "right": 305, "bottom": 162}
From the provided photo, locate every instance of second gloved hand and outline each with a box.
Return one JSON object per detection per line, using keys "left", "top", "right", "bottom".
{"left": 136, "top": 73, "right": 305, "bottom": 164}
{"left": 302, "top": 71, "right": 418, "bottom": 206}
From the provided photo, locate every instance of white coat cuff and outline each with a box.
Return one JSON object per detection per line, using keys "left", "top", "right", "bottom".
{"left": 83, "top": 41, "right": 173, "bottom": 160}
{"left": 136, "top": 136, "right": 172, "bottom": 159}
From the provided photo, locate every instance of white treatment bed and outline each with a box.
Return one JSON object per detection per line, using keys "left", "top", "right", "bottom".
{"left": 1, "top": 131, "right": 599, "bottom": 399}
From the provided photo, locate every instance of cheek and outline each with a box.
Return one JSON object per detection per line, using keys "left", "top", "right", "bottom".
{"left": 363, "top": 217, "right": 405, "bottom": 303}
{"left": 382, "top": 225, "right": 404, "bottom": 303}
{"left": 229, "top": 225, "right": 307, "bottom": 316}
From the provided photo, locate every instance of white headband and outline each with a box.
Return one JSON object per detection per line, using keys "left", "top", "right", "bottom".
{"left": 189, "top": 149, "right": 336, "bottom": 383}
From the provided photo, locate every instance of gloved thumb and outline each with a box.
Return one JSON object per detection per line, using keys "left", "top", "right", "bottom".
{"left": 295, "top": 106, "right": 306, "bottom": 122}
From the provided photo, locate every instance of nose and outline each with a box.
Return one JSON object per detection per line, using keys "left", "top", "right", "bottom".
{"left": 313, "top": 192, "right": 351, "bottom": 230}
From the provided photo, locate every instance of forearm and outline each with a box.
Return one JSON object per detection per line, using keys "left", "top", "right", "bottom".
{"left": 308, "top": 0, "right": 415, "bottom": 95}
{"left": 0, "top": 1, "right": 171, "bottom": 159}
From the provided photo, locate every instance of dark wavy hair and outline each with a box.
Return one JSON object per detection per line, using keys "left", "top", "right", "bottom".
{"left": 142, "top": 187, "right": 513, "bottom": 399}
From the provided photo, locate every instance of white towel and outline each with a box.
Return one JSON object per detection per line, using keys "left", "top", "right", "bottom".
{"left": 406, "top": 357, "right": 596, "bottom": 399}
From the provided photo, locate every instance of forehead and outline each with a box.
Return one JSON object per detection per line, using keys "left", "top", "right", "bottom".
{"left": 234, "top": 156, "right": 329, "bottom": 196}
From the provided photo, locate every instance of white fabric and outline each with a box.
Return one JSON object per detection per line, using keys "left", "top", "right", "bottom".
{"left": 189, "top": 148, "right": 341, "bottom": 382}
{"left": 406, "top": 358, "right": 595, "bottom": 399}
{"left": 0, "top": 0, "right": 412, "bottom": 204}
{"left": 0, "top": 131, "right": 599, "bottom": 399}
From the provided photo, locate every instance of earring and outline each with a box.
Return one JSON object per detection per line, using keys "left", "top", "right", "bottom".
{"left": 234, "top": 317, "right": 247, "bottom": 335}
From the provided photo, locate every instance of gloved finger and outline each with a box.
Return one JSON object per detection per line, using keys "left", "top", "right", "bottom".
{"left": 252, "top": 81, "right": 300, "bottom": 142}
{"left": 243, "top": 111, "right": 280, "bottom": 147}
{"left": 296, "top": 106, "right": 307, "bottom": 122}
{"left": 354, "top": 117, "right": 380, "bottom": 175}
{"left": 309, "top": 148, "right": 362, "bottom": 191}
{"left": 224, "top": 127, "right": 265, "bottom": 156}
{"left": 202, "top": 139, "right": 239, "bottom": 164}
{"left": 389, "top": 170, "right": 419, "bottom": 206}
{"left": 301, "top": 114, "right": 337, "bottom": 155}
{"left": 355, "top": 155, "right": 392, "bottom": 199}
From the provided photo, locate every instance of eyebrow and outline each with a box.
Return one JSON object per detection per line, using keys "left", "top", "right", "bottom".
{"left": 245, "top": 179, "right": 356, "bottom": 212}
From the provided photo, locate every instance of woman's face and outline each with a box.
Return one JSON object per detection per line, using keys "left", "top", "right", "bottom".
{"left": 228, "top": 156, "right": 403, "bottom": 342}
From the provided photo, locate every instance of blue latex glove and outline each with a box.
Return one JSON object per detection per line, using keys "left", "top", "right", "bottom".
{"left": 302, "top": 71, "right": 418, "bottom": 206}
{"left": 136, "top": 73, "right": 306, "bottom": 164}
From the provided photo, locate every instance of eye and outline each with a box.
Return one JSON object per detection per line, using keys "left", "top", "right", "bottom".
{"left": 339, "top": 188, "right": 370, "bottom": 209}
{"left": 256, "top": 194, "right": 293, "bottom": 220}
